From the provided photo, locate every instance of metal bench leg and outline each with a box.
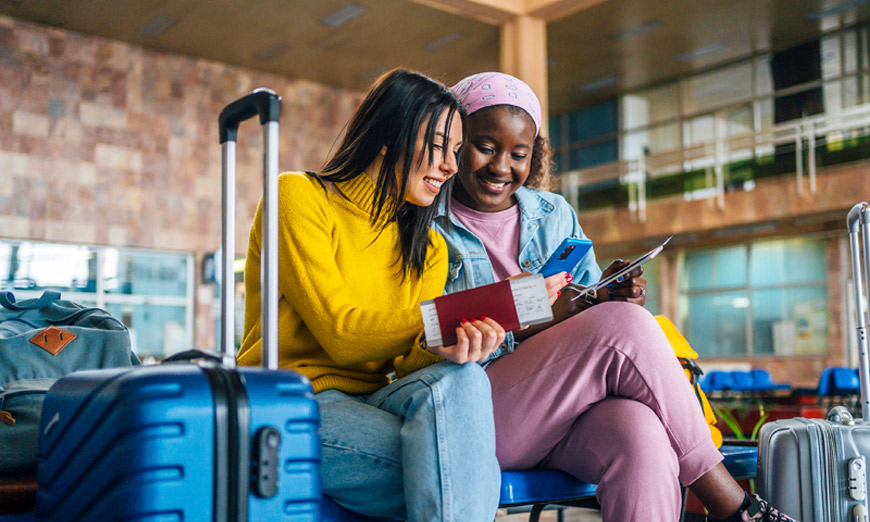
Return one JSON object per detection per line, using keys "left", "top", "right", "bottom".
{"left": 529, "top": 504, "right": 546, "bottom": 522}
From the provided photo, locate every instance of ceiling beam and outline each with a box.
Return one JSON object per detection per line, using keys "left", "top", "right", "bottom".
{"left": 525, "top": 0, "right": 610, "bottom": 21}
{"left": 405, "top": 0, "right": 610, "bottom": 24}
{"left": 404, "top": 0, "right": 524, "bottom": 25}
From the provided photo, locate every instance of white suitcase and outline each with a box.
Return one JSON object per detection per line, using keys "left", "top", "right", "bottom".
{"left": 757, "top": 202, "right": 870, "bottom": 522}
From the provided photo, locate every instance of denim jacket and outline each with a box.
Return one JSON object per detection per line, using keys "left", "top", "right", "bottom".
{"left": 431, "top": 186, "right": 602, "bottom": 362}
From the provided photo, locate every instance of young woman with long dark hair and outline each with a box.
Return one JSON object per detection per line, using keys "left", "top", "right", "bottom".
{"left": 238, "top": 69, "right": 504, "bottom": 522}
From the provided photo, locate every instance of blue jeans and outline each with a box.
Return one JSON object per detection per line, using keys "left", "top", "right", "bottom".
{"left": 316, "top": 361, "right": 500, "bottom": 522}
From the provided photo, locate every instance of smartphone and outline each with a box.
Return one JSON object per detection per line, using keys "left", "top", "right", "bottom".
{"left": 539, "top": 238, "right": 593, "bottom": 278}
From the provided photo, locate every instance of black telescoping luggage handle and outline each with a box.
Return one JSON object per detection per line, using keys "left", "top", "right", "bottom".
{"left": 219, "top": 88, "right": 281, "bottom": 371}
{"left": 218, "top": 89, "right": 281, "bottom": 144}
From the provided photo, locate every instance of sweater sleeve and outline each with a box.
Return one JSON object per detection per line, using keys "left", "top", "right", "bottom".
{"left": 393, "top": 230, "right": 448, "bottom": 378}
{"left": 271, "top": 174, "right": 442, "bottom": 367}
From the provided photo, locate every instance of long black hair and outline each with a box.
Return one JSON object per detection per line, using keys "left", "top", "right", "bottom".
{"left": 319, "top": 68, "right": 465, "bottom": 278}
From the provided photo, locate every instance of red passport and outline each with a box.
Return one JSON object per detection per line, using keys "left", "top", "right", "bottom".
{"left": 420, "top": 275, "right": 552, "bottom": 347}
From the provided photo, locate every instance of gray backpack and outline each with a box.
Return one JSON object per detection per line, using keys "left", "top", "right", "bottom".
{"left": 0, "top": 291, "right": 140, "bottom": 473}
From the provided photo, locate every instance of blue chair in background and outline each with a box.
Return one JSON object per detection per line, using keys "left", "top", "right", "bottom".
{"left": 320, "top": 445, "right": 758, "bottom": 522}
{"left": 748, "top": 368, "right": 790, "bottom": 392}
{"left": 729, "top": 370, "right": 755, "bottom": 392}
{"left": 700, "top": 370, "right": 735, "bottom": 393}
{"left": 816, "top": 366, "right": 860, "bottom": 397}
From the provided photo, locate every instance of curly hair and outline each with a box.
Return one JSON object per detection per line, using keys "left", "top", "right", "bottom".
{"left": 499, "top": 105, "right": 553, "bottom": 191}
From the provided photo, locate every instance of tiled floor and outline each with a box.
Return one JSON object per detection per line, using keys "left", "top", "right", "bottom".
{"left": 497, "top": 507, "right": 603, "bottom": 521}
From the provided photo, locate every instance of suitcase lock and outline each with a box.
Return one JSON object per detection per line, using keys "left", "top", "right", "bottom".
{"left": 252, "top": 426, "right": 281, "bottom": 498}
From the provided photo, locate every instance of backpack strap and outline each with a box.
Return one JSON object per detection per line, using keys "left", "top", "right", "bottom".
{"left": 0, "top": 291, "right": 61, "bottom": 311}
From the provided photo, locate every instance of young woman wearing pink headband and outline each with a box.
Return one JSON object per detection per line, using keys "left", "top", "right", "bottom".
{"left": 431, "top": 72, "right": 795, "bottom": 522}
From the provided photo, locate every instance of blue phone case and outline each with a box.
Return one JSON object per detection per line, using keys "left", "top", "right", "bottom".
{"left": 539, "top": 238, "right": 593, "bottom": 278}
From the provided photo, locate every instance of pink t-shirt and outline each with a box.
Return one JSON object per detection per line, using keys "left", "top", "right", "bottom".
{"left": 451, "top": 200, "right": 523, "bottom": 281}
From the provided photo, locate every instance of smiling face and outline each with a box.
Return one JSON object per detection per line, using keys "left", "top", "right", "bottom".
{"left": 402, "top": 109, "right": 464, "bottom": 207}
{"left": 453, "top": 105, "right": 536, "bottom": 212}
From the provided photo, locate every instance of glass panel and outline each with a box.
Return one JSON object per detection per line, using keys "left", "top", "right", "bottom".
{"left": 104, "top": 249, "right": 188, "bottom": 296}
{"left": 569, "top": 101, "right": 618, "bottom": 141}
{"left": 622, "top": 84, "right": 679, "bottom": 131}
{"left": 623, "top": 124, "right": 680, "bottom": 160}
{"left": 749, "top": 238, "right": 827, "bottom": 286}
{"left": 757, "top": 98, "right": 774, "bottom": 132}
{"left": 684, "top": 62, "right": 753, "bottom": 114}
{"left": 622, "top": 129, "right": 648, "bottom": 160}
{"left": 681, "top": 291, "right": 748, "bottom": 357}
{"left": 844, "top": 76, "right": 860, "bottom": 108}
{"left": 570, "top": 140, "right": 618, "bottom": 170}
{"left": 0, "top": 241, "right": 97, "bottom": 292}
{"left": 648, "top": 123, "right": 680, "bottom": 154}
{"left": 681, "top": 246, "right": 747, "bottom": 290}
{"left": 752, "top": 286, "right": 827, "bottom": 356}
{"left": 727, "top": 105, "right": 753, "bottom": 138}
{"left": 107, "top": 303, "right": 188, "bottom": 360}
{"left": 821, "top": 35, "right": 842, "bottom": 79}
{"left": 844, "top": 29, "right": 859, "bottom": 75}
{"left": 683, "top": 115, "right": 716, "bottom": 147}
{"left": 823, "top": 79, "right": 842, "bottom": 115}
{"left": 755, "top": 56, "right": 773, "bottom": 96}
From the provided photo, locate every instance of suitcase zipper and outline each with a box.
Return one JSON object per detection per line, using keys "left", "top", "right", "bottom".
{"left": 200, "top": 363, "right": 250, "bottom": 522}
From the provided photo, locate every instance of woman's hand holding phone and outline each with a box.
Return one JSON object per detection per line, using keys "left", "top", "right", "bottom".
{"left": 595, "top": 259, "right": 647, "bottom": 306}
{"left": 427, "top": 317, "right": 506, "bottom": 364}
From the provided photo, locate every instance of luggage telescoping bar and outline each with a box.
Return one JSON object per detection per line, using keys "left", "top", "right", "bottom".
{"left": 218, "top": 89, "right": 281, "bottom": 370}
{"left": 847, "top": 202, "right": 870, "bottom": 421}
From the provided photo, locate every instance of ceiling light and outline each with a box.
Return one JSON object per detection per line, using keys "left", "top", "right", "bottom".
{"left": 675, "top": 43, "right": 728, "bottom": 62}
{"left": 579, "top": 75, "right": 619, "bottom": 92}
{"left": 253, "top": 43, "right": 292, "bottom": 61}
{"left": 320, "top": 3, "right": 367, "bottom": 28}
{"left": 425, "top": 32, "right": 462, "bottom": 51}
{"left": 140, "top": 16, "right": 178, "bottom": 38}
{"left": 611, "top": 20, "right": 663, "bottom": 41}
{"left": 807, "top": 0, "right": 870, "bottom": 20}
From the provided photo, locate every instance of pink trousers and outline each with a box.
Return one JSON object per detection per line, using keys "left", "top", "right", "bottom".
{"left": 486, "top": 302, "right": 723, "bottom": 522}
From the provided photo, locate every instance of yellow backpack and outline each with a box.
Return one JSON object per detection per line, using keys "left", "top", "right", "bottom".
{"left": 654, "top": 315, "right": 723, "bottom": 448}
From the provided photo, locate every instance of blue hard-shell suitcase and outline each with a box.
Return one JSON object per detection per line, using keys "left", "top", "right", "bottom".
{"left": 34, "top": 90, "right": 322, "bottom": 522}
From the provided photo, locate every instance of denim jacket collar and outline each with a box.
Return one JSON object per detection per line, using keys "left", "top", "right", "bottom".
{"left": 435, "top": 186, "right": 555, "bottom": 228}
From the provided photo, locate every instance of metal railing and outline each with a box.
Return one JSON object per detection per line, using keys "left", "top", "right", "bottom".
{"left": 559, "top": 103, "right": 870, "bottom": 221}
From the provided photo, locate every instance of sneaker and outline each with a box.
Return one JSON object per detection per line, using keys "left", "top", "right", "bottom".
{"left": 705, "top": 494, "right": 798, "bottom": 522}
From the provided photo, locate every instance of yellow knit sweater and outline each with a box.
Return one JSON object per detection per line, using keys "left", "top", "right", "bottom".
{"left": 237, "top": 171, "right": 446, "bottom": 394}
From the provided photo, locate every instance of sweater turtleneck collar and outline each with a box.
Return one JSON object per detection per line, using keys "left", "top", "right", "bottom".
{"left": 335, "top": 172, "right": 397, "bottom": 225}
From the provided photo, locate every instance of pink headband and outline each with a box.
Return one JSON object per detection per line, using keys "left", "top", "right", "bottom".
{"left": 450, "top": 72, "right": 542, "bottom": 135}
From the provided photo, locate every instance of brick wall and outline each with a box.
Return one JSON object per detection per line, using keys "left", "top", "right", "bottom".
{"left": 0, "top": 15, "right": 364, "bottom": 350}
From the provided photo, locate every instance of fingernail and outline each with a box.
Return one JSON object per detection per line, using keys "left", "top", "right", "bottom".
{"left": 479, "top": 316, "right": 487, "bottom": 321}
{"left": 616, "top": 276, "right": 624, "bottom": 283}
{"left": 565, "top": 274, "right": 573, "bottom": 283}
{"left": 557, "top": 291, "right": 561, "bottom": 297}
{"left": 461, "top": 317, "right": 468, "bottom": 324}
{"left": 608, "top": 283, "right": 615, "bottom": 288}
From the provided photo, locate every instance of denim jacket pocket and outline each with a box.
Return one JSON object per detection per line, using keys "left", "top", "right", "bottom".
{"left": 446, "top": 260, "right": 462, "bottom": 282}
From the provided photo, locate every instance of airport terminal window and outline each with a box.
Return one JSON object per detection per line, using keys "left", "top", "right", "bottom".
{"left": 678, "top": 237, "right": 828, "bottom": 358}
{"left": 0, "top": 239, "right": 193, "bottom": 360}
{"left": 557, "top": 24, "right": 870, "bottom": 206}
